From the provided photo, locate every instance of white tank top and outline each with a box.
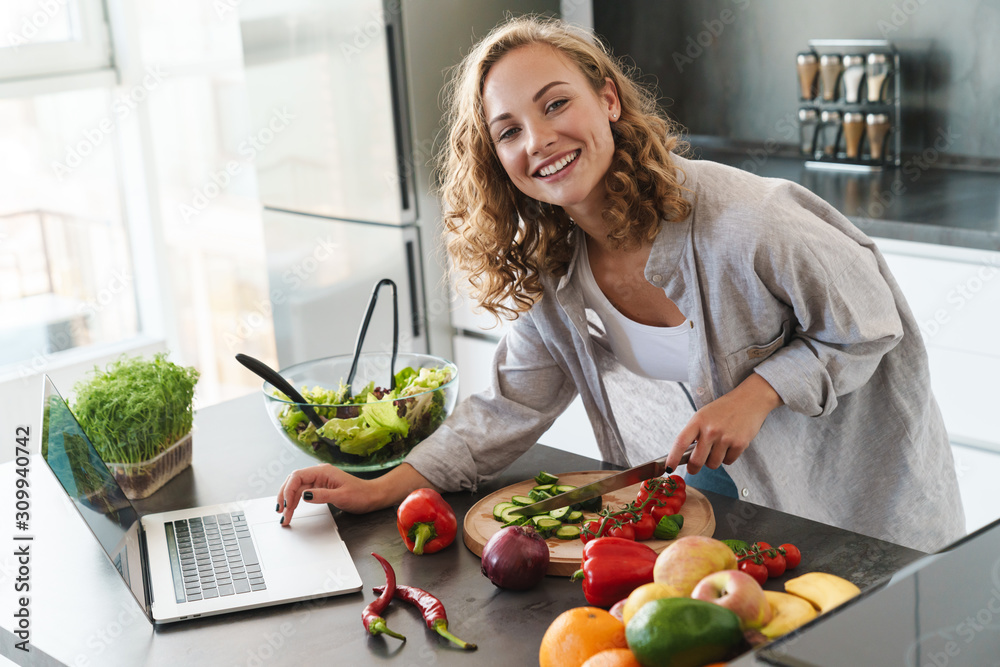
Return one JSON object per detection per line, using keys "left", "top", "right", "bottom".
{"left": 576, "top": 240, "right": 690, "bottom": 382}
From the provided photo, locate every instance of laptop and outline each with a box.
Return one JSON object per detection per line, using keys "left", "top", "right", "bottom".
{"left": 38, "top": 375, "right": 363, "bottom": 623}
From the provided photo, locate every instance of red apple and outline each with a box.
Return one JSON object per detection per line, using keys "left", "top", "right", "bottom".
{"left": 652, "top": 535, "right": 738, "bottom": 597}
{"left": 691, "top": 569, "right": 773, "bottom": 630}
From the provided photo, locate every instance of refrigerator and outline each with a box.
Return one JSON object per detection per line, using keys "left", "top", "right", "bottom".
{"left": 238, "top": 0, "right": 562, "bottom": 368}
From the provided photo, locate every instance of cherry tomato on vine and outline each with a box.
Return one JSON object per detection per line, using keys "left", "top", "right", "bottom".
{"left": 629, "top": 512, "right": 656, "bottom": 541}
{"left": 780, "top": 543, "right": 802, "bottom": 569}
{"left": 606, "top": 521, "right": 636, "bottom": 541}
{"left": 668, "top": 474, "right": 686, "bottom": 491}
{"left": 755, "top": 542, "right": 787, "bottom": 578}
{"left": 739, "top": 558, "right": 768, "bottom": 586}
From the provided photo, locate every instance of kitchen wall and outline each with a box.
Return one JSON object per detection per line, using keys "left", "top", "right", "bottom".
{"left": 593, "top": 0, "right": 1000, "bottom": 160}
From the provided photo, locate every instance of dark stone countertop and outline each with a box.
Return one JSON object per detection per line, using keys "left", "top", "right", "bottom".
{"left": 1, "top": 394, "right": 926, "bottom": 666}
{"left": 688, "top": 139, "right": 1000, "bottom": 253}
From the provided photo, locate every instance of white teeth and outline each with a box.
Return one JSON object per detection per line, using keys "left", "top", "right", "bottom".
{"left": 538, "top": 150, "right": 579, "bottom": 177}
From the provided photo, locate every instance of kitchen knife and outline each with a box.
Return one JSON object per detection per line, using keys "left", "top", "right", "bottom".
{"left": 511, "top": 444, "right": 696, "bottom": 517}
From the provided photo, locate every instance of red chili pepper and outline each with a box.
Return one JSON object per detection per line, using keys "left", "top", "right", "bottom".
{"left": 363, "top": 553, "right": 406, "bottom": 641}
{"left": 571, "top": 537, "right": 658, "bottom": 607}
{"left": 372, "top": 584, "right": 477, "bottom": 650}
{"left": 396, "top": 488, "right": 457, "bottom": 555}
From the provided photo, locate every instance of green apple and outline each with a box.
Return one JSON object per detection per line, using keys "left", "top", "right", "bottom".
{"left": 652, "top": 535, "right": 738, "bottom": 596}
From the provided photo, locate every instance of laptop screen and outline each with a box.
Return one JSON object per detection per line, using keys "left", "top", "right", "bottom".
{"left": 40, "top": 376, "right": 150, "bottom": 617}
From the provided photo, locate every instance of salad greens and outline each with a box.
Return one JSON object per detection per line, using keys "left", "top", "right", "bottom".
{"left": 274, "top": 364, "right": 454, "bottom": 463}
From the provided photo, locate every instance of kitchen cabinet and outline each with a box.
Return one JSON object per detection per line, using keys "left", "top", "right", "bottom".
{"left": 873, "top": 237, "right": 1000, "bottom": 453}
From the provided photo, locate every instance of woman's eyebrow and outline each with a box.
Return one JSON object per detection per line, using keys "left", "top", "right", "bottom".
{"left": 532, "top": 80, "right": 568, "bottom": 102}
{"left": 488, "top": 81, "right": 570, "bottom": 128}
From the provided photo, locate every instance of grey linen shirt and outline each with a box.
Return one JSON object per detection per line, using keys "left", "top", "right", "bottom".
{"left": 407, "top": 155, "right": 966, "bottom": 553}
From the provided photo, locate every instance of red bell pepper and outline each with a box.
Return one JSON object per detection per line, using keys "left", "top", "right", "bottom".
{"left": 396, "top": 488, "right": 457, "bottom": 555}
{"left": 572, "top": 537, "right": 658, "bottom": 607}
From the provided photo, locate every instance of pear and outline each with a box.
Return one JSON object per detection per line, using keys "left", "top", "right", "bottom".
{"left": 760, "top": 591, "right": 818, "bottom": 639}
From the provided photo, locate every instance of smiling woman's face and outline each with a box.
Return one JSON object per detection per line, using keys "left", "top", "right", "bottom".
{"left": 482, "top": 43, "right": 620, "bottom": 220}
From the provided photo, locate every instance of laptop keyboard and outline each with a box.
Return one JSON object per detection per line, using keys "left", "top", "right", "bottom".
{"left": 165, "top": 511, "right": 266, "bottom": 603}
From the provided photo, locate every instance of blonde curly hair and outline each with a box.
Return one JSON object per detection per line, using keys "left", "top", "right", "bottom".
{"left": 438, "top": 15, "right": 691, "bottom": 321}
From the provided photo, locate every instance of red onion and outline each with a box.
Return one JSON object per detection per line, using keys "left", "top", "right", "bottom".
{"left": 480, "top": 526, "right": 550, "bottom": 590}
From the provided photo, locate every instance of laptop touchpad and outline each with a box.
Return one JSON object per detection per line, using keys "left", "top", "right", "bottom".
{"left": 251, "top": 515, "right": 342, "bottom": 569}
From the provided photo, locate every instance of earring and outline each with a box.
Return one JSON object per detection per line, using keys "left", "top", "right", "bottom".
{"left": 612, "top": 113, "right": 618, "bottom": 119}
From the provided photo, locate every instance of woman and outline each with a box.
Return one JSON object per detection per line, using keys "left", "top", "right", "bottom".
{"left": 276, "top": 17, "right": 964, "bottom": 552}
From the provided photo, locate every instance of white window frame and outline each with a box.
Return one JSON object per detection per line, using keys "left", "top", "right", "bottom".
{"left": 0, "top": 0, "right": 112, "bottom": 81}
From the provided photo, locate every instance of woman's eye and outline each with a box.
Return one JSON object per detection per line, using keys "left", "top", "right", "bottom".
{"left": 546, "top": 99, "right": 567, "bottom": 113}
{"left": 498, "top": 127, "right": 519, "bottom": 142}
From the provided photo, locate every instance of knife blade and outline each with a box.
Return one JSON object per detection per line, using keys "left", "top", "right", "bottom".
{"left": 511, "top": 444, "right": 696, "bottom": 517}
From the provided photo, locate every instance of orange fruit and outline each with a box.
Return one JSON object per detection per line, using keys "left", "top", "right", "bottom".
{"left": 580, "top": 648, "right": 642, "bottom": 667}
{"left": 539, "top": 607, "right": 628, "bottom": 667}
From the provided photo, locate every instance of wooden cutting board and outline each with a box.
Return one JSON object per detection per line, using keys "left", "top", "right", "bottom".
{"left": 463, "top": 471, "right": 715, "bottom": 576}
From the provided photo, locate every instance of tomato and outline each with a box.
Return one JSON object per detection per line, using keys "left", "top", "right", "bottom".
{"left": 635, "top": 479, "right": 663, "bottom": 508}
{"left": 756, "top": 542, "right": 787, "bottom": 578}
{"left": 630, "top": 512, "right": 656, "bottom": 541}
{"left": 668, "top": 474, "right": 686, "bottom": 491}
{"left": 738, "top": 558, "right": 768, "bottom": 586}
{"left": 606, "top": 521, "right": 636, "bottom": 541}
{"left": 581, "top": 519, "right": 608, "bottom": 544}
{"left": 780, "top": 543, "right": 802, "bottom": 569}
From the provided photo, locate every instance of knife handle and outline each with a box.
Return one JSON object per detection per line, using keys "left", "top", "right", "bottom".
{"left": 664, "top": 442, "right": 697, "bottom": 474}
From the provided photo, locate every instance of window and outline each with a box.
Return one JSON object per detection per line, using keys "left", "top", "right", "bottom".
{"left": 0, "top": 0, "right": 111, "bottom": 80}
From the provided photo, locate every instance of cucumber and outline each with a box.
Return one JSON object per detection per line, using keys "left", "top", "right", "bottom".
{"left": 529, "top": 488, "right": 552, "bottom": 502}
{"left": 548, "top": 506, "right": 570, "bottom": 521}
{"left": 565, "top": 510, "right": 584, "bottom": 524}
{"left": 534, "top": 471, "right": 559, "bottom": 486}
{"left": 579, "top": 495, "right": 603, "bottom": 512}
{"left": 532, "top": 484, "right": 555, "bottom": 493}
{"left": 510, "top": 495, "right": 534, "bottom": 506}
{"left": 533, "top": 517, "right": 562, "bottom": 537}
{"left": 554, "top": 525, "right": 581, "bottom": 540}
{"left": 500, "top": 506, "right": 524, "bottom": 523}
{"left": 493, "top": 501, "right": 516, "bottom": 521}
{"left": 501, "top": 515, "right": 530, "bottom": 528}
{"left": 554, "top": 484, "right": 577, "bottom": 494}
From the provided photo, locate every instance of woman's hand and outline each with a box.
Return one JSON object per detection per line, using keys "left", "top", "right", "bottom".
{"left": 666, "top": 374, "right": 783, "bottom": 475}
{"left": 276, "top": 462, "right": 438, "bottom": 526}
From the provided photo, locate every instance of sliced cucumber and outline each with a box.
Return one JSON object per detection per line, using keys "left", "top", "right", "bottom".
{"left": 500, "top": 506, "right": 524, "bottom": 523}
{"left": 533, "top": 517, "right": 562, "bottom": 537}
{"left": 510, "top": 495, "right": 534, "bottom": 506}
{"left": 529, "top": 488, "right": 552, "bottom": 502}
{"left": 501, "top": 514, "right": 530, "bottom": 528}
{"left": 554, "top": 484, "right": 577, "bottom": 494}
{"left": 565, "top": 510, "right": 584, "bottom": 524}
{"left": 548, "top": 506, "right": 570, "bottom": 520}
{"left": 534, "top": 471, "right": 559, "bottom": 486}
{"left": 531, "top": 484, "right": 555, "bottom": 493}
{"left": 493, "top": 501, "right": 516, "bottom": 521}
{"left": 555, "top": 525, "right": 581, "bottom": 540}
{"left": 579, "top": 495, "right": 603, "bottom": 513}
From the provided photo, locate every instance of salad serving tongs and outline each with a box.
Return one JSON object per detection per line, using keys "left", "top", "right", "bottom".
{"left": 345, "top": 277, "right": 399, "bottom": 396}
{"left": 234, "top": 277, "right": 400, "bottom": 447}
{"left": 235, "top": 352, "right": 341, "bottom": 450}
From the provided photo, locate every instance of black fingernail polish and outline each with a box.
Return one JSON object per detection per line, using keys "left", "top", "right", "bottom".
{"left": 275, "top": 502, "right": 280, "bottom": 512}
{"left": 280, "top": 515, "right": 285, "bottom": 525}
{"left": 283, "top": 500, "right": 287, "bottom": 509}
{"left": 304, "top": 491, "right": 313, "bottom": 501}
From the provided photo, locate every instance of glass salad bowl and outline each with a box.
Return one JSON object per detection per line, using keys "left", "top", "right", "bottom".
{"left": 262, "top": 352, "right": 459, "bottom": 474}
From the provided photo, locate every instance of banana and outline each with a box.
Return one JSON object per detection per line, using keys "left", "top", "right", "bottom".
{"left": 784, "top": 571, "right": 861, "bottom": 613}
{"left": 760, "top": 591, "right": 818, "bottom": 639}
